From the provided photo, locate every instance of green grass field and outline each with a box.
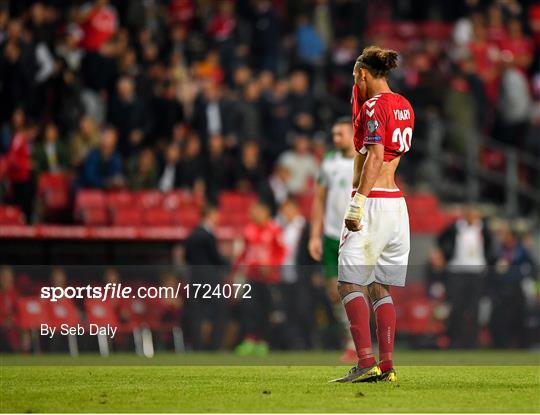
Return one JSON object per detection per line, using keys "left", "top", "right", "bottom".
{"left": 2, "top": 351, "right": 540, "bottom": 413}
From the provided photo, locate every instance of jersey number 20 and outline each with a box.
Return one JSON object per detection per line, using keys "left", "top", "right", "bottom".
{"left": 391, "top": 127, "right": 412, "bottom": 152}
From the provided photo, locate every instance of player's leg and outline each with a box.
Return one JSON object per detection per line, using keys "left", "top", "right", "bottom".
{"left": 369, "top": 196, "right": 410, "bottom": 381}
{"left": 339, "top": 282, "right": 377, "bottom": 368}
{"left": 322, "top": 236, "right": 356, "bottom": 362}
{"left": 369, "top": 282, "right": 397, "bottom": 381}
{"left": 330, "top": 281, "right": 381, "bottom": 383}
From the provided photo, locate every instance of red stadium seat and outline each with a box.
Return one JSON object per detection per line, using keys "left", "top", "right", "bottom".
{"left": 112, "top": 207, "right": 142, "bottom": 226}
{"left": 15, "top": 297, "right": 48, "bottom": 329}
{"left": 143, "top": 207, "right": 174, "bottom": 226}
{"left": 81, "top": 207, "right": 109, "bottom": 225}
{"left": 37, "top": 173, "right": 72, "bottom": 220}
{"left": 173, "top": 206, "right": 201, "bottom": 228}
{"left": 75, "top": 189, "right": 106, "bottom": 209}
{"left": 402, "top": 298, "right": 443, "bottom": 336}
{"left": 218, "top": 211, "right": 249, "bottom": 228}
{"left": 406, "top": 193, "right": 439, "bottom": 213}
{"left": 163, "top": 190, "right": 203, "bottom": 210}
{"left": 84, "top": 298, "right": 119, "bottom": 327}
{"left": 46, "top": 298, "right": 81, "bottom": 328}
{"left": 75, "top": 190, "right": 106, "bottom": 222}
{"left": 136, "top": 190, "right": 164, "bottom": 209}
{"left": 120, "top": 298, "right": 161, "bottom": 330}
{"left": 218, "top": 191, "right": 257, "bottom": 212}
{"left": 106, "top": 191, "right": 134, "bottom": 210}
{"left": 0, "top": 205, "right": 26, "bottom": 225}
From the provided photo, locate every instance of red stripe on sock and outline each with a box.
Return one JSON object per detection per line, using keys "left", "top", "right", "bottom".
{"left": 344, "top": 296, "right": 376, "bottom": 368}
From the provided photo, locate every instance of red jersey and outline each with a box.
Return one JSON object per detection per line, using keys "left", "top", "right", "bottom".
{"left": 235, "top": 221, "right": 286, "bottom": 284}
{"left": 353, "top": 92, "right": 415, "bottom": 162}
{"left": 79, "top": 5, "right": 117, "bottom": 51}
{"left": 7, "top": 132, "right": 31, "bottom": 183}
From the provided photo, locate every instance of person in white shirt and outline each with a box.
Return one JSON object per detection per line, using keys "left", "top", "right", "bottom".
{"left": 308, "top": 117, "right": 356, "bottom": 362}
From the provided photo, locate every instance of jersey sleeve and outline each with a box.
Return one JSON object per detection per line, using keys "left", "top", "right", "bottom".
{"left": 357, "top": 100, "right": 387, "bottom": 148}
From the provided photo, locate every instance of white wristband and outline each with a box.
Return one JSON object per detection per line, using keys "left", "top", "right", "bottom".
{"left": 344, "top": 193, "right": 367, "bottom": 222}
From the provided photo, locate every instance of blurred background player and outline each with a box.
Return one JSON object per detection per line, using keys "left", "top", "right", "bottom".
{"left": 308, "top": 117, "right": 356, "bottom": 362}
{"left": 234, "top": 200, "right": 286, "bottom": 356}
{"left": 333, "top": 46, "right": 414, "bottom": 383}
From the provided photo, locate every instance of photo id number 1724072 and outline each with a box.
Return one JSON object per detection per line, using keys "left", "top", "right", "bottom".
{"left": 182, "top": 283, "right": 252, "bottom": 299}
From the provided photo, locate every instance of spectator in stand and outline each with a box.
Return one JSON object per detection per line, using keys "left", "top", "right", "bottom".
{"left": 0, "top": 266, "right": 19, "bottom": 352}
{"left": 150, "top": 80, "right": 184, "bottom": 143}
{"left": 6, "top": 120, "right": 38, "bottom": 221}
{"left": 233, "top": 141, "right": 266, "bottom": 192}
{"left": 444, "top": 72, "right": 477, "bottom": 156}
{"left": 494, "top": 51, "right": 532, "bottom": 146}
{"left": 490, "top": 223, "right": 537, "bottom": 348}
{"left": 80, "top": 126, "right": 124, "bottom": 189}
{"left": 204, "top": 134, "right": 231, "bottom": 203}
{"left": 180, "top": 134, "right": 204, "bottom": 193}
{"left": 261, "top": 78, "right": 291, "bottom": 165}
{"left": 184, "top": 204, "right": 229, "bottom": 350}
{"left": 268, "top": 164, "right": 291, "bottom": 209}
{"left": 157, "top": 272, "right": 184, "bottom": 349}
{"left": 206, "top": 0, "right": 240, "bottom": 79}
{"left": 127, "top": 147, "right": 158, "bottom": 190}
{"left": 295, "top": 14, "right": 325, "bottom": 67}
{"left": 499, "top": 18, "right": 534, "bottom": 71}
{"left": 234, "top": 200, "right": 286, "bottom": 356}
{"left": 234, "top": 81, "right": 263, "bottom": 145}
{"left": 69, "top": 115, "right": 100, "bottom": 168}
{"left": 288, "top": 70, "right": 315, "bottom": 134}
{"left": 277, "top": 134, "right": 318, "bottom": 195}
{"left": 76, "top": 0, "right": 118, "bottom": 53}
{"left": 468, "top": 16, "right": 500, "bottom": 104}
{"left": 192, "top": 80, "right": 232, "bottom": 145}
{"left": 33, "top": 122, "right": 69, "bottom": 174}
{"left": 158, "top": 143, "right": 182, "bottom": 192}
{"left": 485, "top": 4, "right": 507, "bottom": 45}
{"left": 250, "top": 0, "right": 281, "bottom": 73}
{"left": 436, "top": 206, "right": 495, "bottom": 348}
{"left": 1, "top": 108, "right": 25, "bottom": 155}
{"left": 107, "top": 76, "right": 149, "bottom": 157}
{"left": 276, "top": 198, "right": 309, "bottom": 349}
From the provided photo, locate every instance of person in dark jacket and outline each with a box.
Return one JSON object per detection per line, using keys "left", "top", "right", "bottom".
{"left": 80, "top": 126, "right": 124, "bottom": 189}
{"left": 490, "top": 224, "right": 537, "bottom": 348}
{"left": 184, "top": 205, "right": 229, "bottom": 350}
{"left": 437, "top": 205, "right": 495, "bottom": 348}
{"left": 106, "top": 76, "right": 150, "bottom": 156}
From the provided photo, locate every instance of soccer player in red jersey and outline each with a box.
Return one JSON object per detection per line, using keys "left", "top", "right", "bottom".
{"left": 331, "top": 46, "right": 414, "bottom": 383}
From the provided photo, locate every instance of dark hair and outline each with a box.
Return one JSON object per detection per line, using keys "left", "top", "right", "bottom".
{"left": 355, "top": 46, "right": 399, "bottom": 79}
{"left": 201, "top": 203, "right": 218, "bottom": 218}
{"left": 334, "top": 116, "right": 351, "bottom": 126}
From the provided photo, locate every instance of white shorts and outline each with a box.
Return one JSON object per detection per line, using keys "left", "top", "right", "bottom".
{"left": 338, "top": 189, "right": 410, "bottom": 287}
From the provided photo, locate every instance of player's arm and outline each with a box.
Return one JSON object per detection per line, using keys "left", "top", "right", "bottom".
{"left": 351, "top": 152, "right": 366, "bottom": 189}
{"left": 357, "top": 144, "right": 384, "bottom": 196}
{"left": 344, "top": 144, "right": 384, "bottom": 232}
{"left": 308, "top": 183, "right": 327, "bottom": 261}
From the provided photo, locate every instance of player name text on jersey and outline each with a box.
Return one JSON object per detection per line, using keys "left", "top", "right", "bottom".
{"left": 393, "top": 109, "right": 411, "bottom": 121}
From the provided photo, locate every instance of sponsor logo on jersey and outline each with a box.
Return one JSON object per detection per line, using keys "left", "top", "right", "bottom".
{"left": 365, "top": 135, "right": 381, "bottom": 143}
{"left": 367, "top": 119, "right": 379, "bottom": 133}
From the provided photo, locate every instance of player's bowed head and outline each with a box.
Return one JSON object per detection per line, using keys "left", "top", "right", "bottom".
{"left": 352, "top": 46, "right": 399, "bottom": 104}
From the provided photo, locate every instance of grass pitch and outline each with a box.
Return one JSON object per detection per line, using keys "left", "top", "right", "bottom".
{"left": 1, "top": 351, "right": 539, "bottom": 413}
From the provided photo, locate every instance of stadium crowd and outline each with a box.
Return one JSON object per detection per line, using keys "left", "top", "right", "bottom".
{"left": 0, "top": 0, "right": 539, "bottom": 353}
{"left": 0, "top": 0, "right": 539, "bottom": 221}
